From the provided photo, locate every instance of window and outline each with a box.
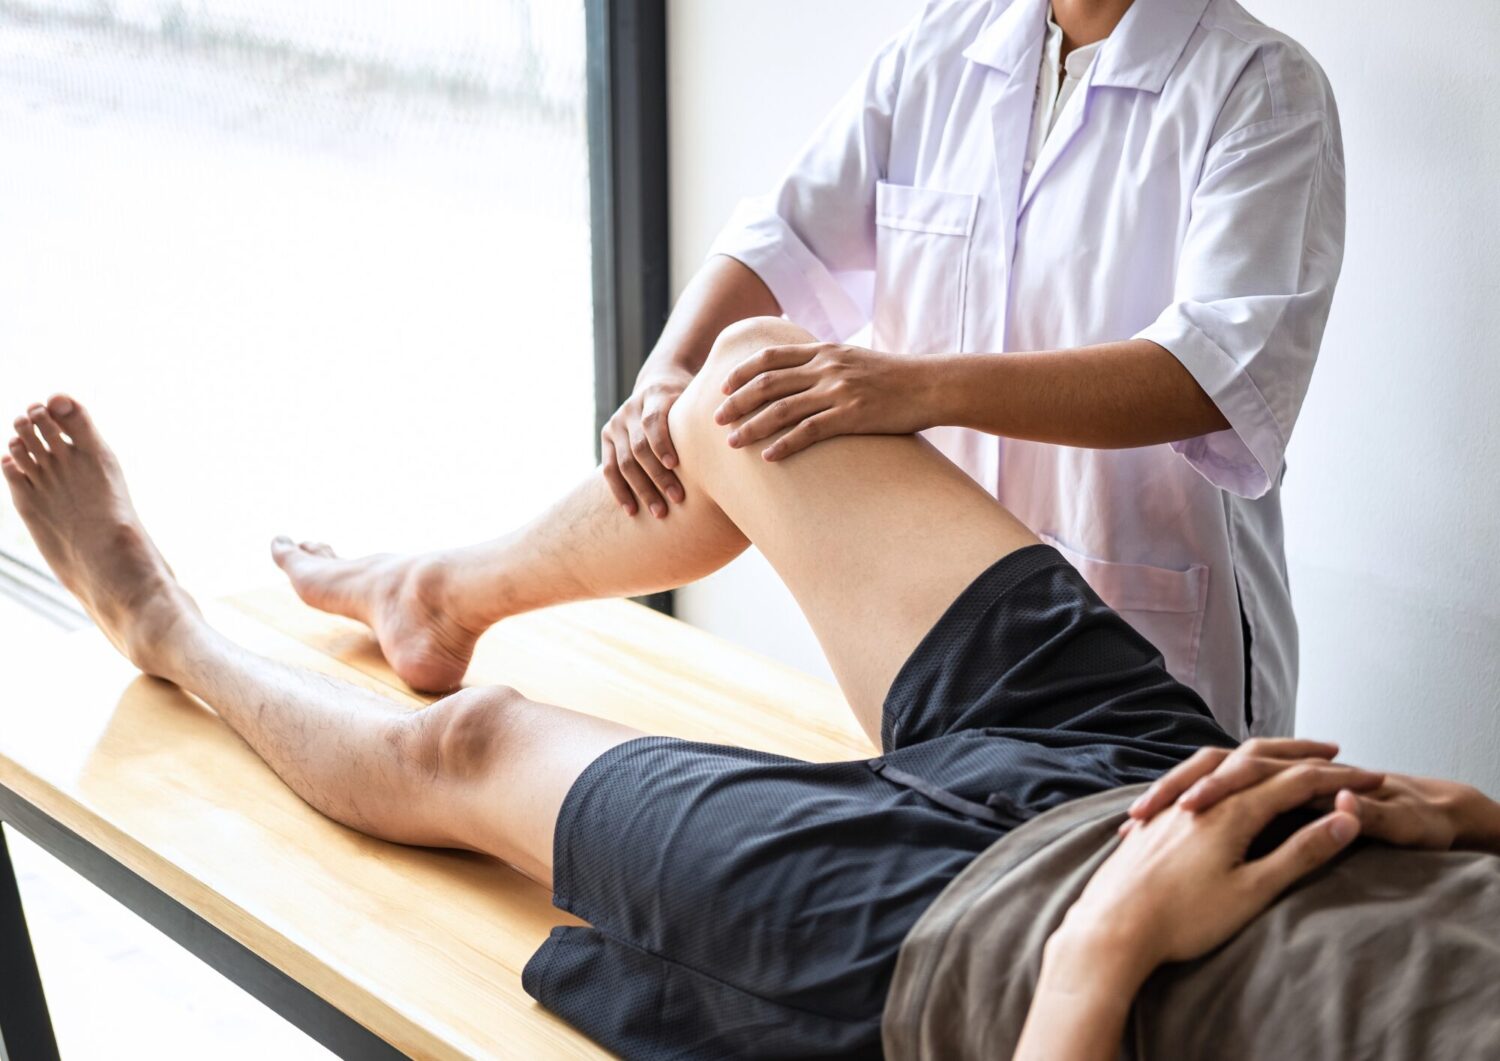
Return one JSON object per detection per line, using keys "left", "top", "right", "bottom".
{"left": 0, "top": 1, "right": 596, "bottom": 597}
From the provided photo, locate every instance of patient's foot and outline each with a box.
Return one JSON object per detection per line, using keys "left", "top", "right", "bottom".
{"left": 271, "top": 541, "right": 483, "bottom": 692}
{"left": 2, "top": 396, "right": 201, "bottom": 677}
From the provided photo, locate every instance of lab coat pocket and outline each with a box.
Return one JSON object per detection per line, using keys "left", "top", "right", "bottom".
{"left": 1040, "top": 533, "right": 1210, "bottom": 687}
{"left": 873, "top": 181, "right": 977, "bottom": 356}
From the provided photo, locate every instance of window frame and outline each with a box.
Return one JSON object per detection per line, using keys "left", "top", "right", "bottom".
{"left": 585, "top": 0, "right": 673, "bottom": 615}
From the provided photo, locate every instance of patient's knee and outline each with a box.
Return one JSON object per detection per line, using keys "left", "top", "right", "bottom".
{"left": 419, "top": 685, "right": 526, "bottom": 784}
{"left": 704, "top": 316, "right": 813, "bottom": 382}
{"left": 670, "top": 315, "right": 814, "bottom": 461}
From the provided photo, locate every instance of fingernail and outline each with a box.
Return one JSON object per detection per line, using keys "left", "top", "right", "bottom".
{"left": 1330, "top": 816, "right": 1357, "bottom": 843}
{"left": 663, "top": 453, "right": 677, "bottom": 469}
{"left": 669, "top": 488, "right": 684, "bottom": 503}
{"left": 651, "top": 503, "right": 666, "bottom": 518}
{"left": 1128, "top": 795, "right": 1146, "bottom": 814}
{"left": 726, "top": 433, "right": 740, "bottom": 447}
{"left": 763, "top": 448, "right": 780, "bottom": 461}
{"left": 51, "top": 396, "right": 74, "bottom": 415}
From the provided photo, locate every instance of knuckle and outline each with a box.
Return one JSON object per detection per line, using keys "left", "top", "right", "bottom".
{"left": 1192, "top": 747, "right": 1225, "bottom": 767}
{"left": 1287, "top": 763, "right": 1320, "bottom": 789}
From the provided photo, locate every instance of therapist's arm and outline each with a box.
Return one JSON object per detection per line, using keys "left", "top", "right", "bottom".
{"left": 932, "top": 341, "right": 1228, "bottom": 449}
{"left": 714, "top": 337, "right": 1227, "bottom": 460}
{"left": 599, "top": 255, "right": 780, "bottom": 516}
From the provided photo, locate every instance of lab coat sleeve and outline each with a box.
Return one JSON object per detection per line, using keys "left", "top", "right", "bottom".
{"left": 1135, "top": 106, "right": 1346, "bottom": 499}
{"left": 706, "top": 21, "right": 915, "bottom": 342}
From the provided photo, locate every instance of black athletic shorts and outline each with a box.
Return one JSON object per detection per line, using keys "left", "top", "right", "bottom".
{"left": 521, "top": 544, "right": 1235, "bottom": 1058}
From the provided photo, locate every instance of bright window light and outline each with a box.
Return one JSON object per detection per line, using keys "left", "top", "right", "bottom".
{"left": 0, "top": 1, "right": 595, "bottom": 598}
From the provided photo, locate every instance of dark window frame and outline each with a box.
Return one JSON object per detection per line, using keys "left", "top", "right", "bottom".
{"left": 585, "top": 0, "right": 673, "bottom": 615}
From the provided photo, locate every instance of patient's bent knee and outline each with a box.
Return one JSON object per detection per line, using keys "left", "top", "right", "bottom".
{"left": 704, "top": 316, "right": 814, "bottom": 379}
{"left": 670, "top": 315, "right": 816, "bottom": 463}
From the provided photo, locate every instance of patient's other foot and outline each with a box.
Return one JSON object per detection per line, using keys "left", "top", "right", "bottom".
{"left": 2, "top": 396, "right": 201, "bottom": 677}
{"left": 271, "top": 541, "right": 483, "bottom": 692}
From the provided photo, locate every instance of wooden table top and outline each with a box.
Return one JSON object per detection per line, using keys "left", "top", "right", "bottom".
{"left": 0, "top": 588, "right": 871, "bottom": 1059}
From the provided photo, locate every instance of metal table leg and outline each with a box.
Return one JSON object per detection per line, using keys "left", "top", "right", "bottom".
{"left": 0, "top": 823, "right": 60, "bottom": 1061}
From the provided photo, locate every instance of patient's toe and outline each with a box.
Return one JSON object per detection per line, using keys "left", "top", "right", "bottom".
{"left": 12, "top": 417, "right": 45, "bottom": 466}
{"left": 29, "top": 407, "right": 67, "bottom": 453}
{"left": 47, "top": 394, "right": 99, "bottom": 449}
{"left": 1, "top": 453, "right": 28, "bottom": 487}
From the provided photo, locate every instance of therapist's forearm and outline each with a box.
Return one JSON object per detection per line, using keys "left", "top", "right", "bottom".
{"left": 923, "top": 340, "right": 1229, "bottom": 449}
{"left": 638, "top": 255, "right": 781, "bottom": 382}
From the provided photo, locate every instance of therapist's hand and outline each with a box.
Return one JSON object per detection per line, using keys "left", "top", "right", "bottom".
{"left": 714, "top": 342, "right": 929, "bottom": 460}
{"left": 601, "top": 366, "right": 693, "bottom": 518}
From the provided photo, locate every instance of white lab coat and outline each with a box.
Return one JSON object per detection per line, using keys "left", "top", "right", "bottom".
{"left": 711, "top": 0, "right": 1345, "bottom": 738}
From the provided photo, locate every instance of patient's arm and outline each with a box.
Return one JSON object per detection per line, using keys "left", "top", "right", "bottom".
{"left": 1126, "top": 738, "right": 1500, "bottom": 855}
{"left": 1014, "top": 767, "right": 1363, "bottom": 1061}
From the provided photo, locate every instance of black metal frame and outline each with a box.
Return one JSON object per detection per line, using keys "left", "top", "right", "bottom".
{"left": 586, "top": 0, "right": 673, "bottom": 615}
{"left": 0, "top": 8, "right": 673, "bottom": 1057}
{"left": 0, "top": 788, "right": 407, "bottom": 1061}
{"left": 0, "top": 756, "right": 393, "bottom": 1059}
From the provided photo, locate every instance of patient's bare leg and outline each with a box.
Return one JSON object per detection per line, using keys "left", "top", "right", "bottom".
{"left": 277, "top": 317, "right": 1035, "bottom": 739}
{"left": 3, "top": 398, "right": 639, "bottom": 886}
{"left": 4, "top": 341, "right": 1034, "bottom": 881}
{"left": 271, "top": 472, "right": 750, "bottom": 692}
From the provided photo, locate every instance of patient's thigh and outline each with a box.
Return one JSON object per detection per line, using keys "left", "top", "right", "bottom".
{"left": 673, "top": 320, "right": 1037, "bottom": 743}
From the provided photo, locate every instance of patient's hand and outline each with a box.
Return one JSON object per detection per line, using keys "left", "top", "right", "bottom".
{"left": 1015, "top": 771, "right": 1360, "bottom": 1061}
{"left": 1333, "top": 774, "right": 1500, "bottom": 854}
{"left": 1126, "top": 738, "right": 1500, "bottom": 856}
{"left": 1071, "top": 766, "right": 1361, "bottom": 970}
{"left": 1122, "top": 738, "right": 1384, "bottom": 831}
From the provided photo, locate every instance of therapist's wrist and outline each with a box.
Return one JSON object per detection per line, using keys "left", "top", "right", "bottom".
{"left": 636, "top": 349, "right": 699, "bottom": 389}
{"left": 909, "top": 352, "right": 972, "bottom": 430}
{"left": 916, "top": 352, "right": 1011, "bottom": 432}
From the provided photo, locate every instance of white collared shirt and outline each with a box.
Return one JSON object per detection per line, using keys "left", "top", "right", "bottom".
{"left": 1025, "top": 10, "right": 1105, "bottom": 177}
{"left": 710, "top": 0, "right": 1346, "bottom": 737}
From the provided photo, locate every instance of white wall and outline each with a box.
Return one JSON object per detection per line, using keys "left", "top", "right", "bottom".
{"left": 668, "top": 0, "right": 914, "bottom": 682}
{"left": 667, "top": 1, "right": 1500, "bottom": 791}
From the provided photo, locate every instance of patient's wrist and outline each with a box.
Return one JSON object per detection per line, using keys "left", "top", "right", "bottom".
{"left": 1042, "top": 920, "right": 1156, "bottom": 997}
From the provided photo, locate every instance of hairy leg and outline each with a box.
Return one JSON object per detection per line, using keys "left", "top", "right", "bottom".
{"left": 272, "top": 457, "right": 751, "bottom": 691}
{"left": 3, "top": 398, "right": 637, "bottom": 885}
{"left": 280, "top": 317, "right": 1035, "bottom": 741}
